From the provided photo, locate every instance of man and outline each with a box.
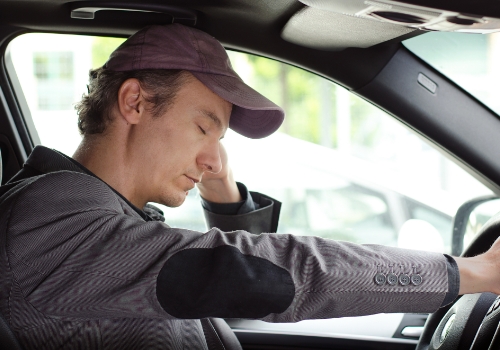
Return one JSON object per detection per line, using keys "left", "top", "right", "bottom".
{"left": 0, "top": 23, "right": 499, "bottom": 350}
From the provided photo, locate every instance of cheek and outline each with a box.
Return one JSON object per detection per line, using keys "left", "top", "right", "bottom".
{"left": 153, "top": 147, "right": 194, "bottom": 180}
{"left": 143, "top": 126, "right": 205, "bottom": 175}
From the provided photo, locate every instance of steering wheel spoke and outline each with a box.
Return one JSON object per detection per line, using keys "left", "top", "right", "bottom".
{"left": 418, "top": 292, "right": 497, "bottom": 350}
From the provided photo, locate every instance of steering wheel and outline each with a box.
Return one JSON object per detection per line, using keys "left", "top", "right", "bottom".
{"left": 416, "top": 214, "right": 500, "bottom": 350}
{"left": 416, "top": 292, "right": 499, "bottom": 349}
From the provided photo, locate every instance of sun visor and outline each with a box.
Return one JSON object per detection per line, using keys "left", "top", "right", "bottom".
{"left": 281, "top": 6, "right": 414, "bottom": 51}
{"left": 298, "top": 0, "right": 500, "bottom": 34}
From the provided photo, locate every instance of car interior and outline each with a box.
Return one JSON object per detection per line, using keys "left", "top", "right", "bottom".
{"left": 2, "top": 0, "right": 500, "bottom": 349}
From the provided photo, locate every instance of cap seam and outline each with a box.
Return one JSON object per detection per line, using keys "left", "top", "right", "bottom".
{"left": 134, "top": 28, "right": 147, "bottom": 70}
{"left": 138, "top": 33, "right": 144, "bottom": 69}
{"left": 187, "top": 27, "right": 207, "bottom": 71}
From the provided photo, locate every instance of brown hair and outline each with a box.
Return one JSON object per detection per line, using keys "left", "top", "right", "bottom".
{"left": 75, "top": 68, "right": 190, "bottom": 135}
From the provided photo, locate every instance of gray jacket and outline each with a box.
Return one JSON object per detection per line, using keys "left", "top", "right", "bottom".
{"left": 0, "top": 146, "right": 457, "bottom": 349}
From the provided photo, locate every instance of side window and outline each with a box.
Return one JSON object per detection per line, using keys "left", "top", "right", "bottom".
{"left": 292, "top": 186, "right": 395, "bottom": 245}
{"left": 6, "top": 33, "right": 494, "bottom": 254}
{"left": 7, "top": 34, "right": 113, "bottom": 154}
{"left": 223, "top": 52, "right": 492, "bottom": 254}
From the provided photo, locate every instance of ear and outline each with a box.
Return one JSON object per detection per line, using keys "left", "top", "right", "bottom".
{"left": 117, "top": 78, "right": 143, "bottom": 125}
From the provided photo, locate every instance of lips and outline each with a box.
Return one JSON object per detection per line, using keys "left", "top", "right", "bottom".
{"left": 185, "top": 175, "right": 201, "bottom": 188}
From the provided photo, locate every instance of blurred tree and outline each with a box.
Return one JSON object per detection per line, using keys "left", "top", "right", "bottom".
{"left": 91, "top": 37, "right": 125, "bottom": 69}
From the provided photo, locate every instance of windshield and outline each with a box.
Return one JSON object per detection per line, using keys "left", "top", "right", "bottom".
{"left": 404, "top": 32, "right": 500, "bottom": 115}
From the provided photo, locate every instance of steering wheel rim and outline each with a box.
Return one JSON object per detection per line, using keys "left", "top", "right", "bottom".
{"left": 416, "top": 212, "right": 500, "bottom": 350}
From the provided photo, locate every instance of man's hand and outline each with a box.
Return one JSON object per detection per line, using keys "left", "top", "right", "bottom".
{"left": 196, "top": 142, "right": 242, "bottom": 203}
{"left": 456, "top": 237, "right": 500, "bottom": 295}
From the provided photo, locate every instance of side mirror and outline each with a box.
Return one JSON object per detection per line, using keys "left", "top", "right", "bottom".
{"left": 451, "top": 195, "right": 500, "bottom": 256}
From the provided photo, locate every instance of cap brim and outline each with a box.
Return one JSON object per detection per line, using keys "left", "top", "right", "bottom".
{"left": 191, "top": 72, "right": 284, "bottom": 139}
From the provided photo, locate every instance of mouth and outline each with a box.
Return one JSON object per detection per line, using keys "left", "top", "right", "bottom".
{"left": 185, "top": 175, "right": 201, "bottom": 188}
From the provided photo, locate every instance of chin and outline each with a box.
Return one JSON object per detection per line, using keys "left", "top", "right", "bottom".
{"left": 160, "top": 191, "right": 188, "bottom": 208}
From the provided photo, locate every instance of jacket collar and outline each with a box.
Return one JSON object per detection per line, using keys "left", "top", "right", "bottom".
{"left": 5, "top": 146, "right": 152, "bottom": 221}
{"left": 24, "top": 145, "right": 83, "bottom": 175}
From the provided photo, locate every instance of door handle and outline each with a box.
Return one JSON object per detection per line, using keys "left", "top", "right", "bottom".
{"left": 401, "top": 326, "right": 424, "bottom": 338}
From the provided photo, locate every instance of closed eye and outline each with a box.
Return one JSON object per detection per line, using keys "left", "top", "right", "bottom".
{"left": 198, "top": 126, "right": 206, "bottom": 135}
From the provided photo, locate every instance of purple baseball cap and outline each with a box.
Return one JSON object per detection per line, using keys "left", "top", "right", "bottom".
{"left": 105, "top": 24, "right": 284, "bottom": 139}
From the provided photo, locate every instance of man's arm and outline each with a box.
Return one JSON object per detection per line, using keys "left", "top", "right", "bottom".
{"left": 196, "top": 142, "right": 281, "bottom": 233}
{"left": 5, "top": 172, "right": 450, "bottom": 324}
{"left": 195, "top": 142, "right": 456, "bottom": 302}
{"left": 9, "top": 172, "right": 500, "bottom": 325}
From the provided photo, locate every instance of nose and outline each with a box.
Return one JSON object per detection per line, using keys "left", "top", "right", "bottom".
{"left": 198, "top": 141, "right": 222, "bottom": 174}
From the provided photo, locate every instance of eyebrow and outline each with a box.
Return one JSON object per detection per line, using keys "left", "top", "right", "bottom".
{"left": 198, "top": 109, "right": 226, "bottom": 136}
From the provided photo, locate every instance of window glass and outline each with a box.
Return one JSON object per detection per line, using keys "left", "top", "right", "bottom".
{"left": 6, "top": 33, "right": 494, "bottom": 255}
{"left": 404, "top": 199, "right": 453, "bottom": 253}
{"left": 33, "top": 52, "right": 75, "bottom": 110}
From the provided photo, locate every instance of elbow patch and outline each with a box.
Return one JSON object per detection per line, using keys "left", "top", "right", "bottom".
{"left": 156, "top": 245, "right": 295, "bottom": 319}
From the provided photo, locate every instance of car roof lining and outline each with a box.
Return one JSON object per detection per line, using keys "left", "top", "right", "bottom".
{"left": 0, "top": 0, "right": 418, "bottom": 90}
{"left": 1, "top": 0, "right": 499, "bottom": 88}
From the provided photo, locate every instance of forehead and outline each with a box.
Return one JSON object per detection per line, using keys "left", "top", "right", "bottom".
{"left": 175, "top": 74, "right": 232, "bottom": 126}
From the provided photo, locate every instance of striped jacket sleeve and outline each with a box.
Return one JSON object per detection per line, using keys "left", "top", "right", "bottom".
{"left": 6, "top": 171, "right": 450, "bottom": 323}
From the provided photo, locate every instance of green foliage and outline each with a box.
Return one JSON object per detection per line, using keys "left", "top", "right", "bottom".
{"left": 91, "top": 37, "right": 126, "bottom": 69}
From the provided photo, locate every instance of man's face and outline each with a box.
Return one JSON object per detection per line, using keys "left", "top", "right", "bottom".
{"left": 135, "top": 75, "right": 231, "bottom": 207}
